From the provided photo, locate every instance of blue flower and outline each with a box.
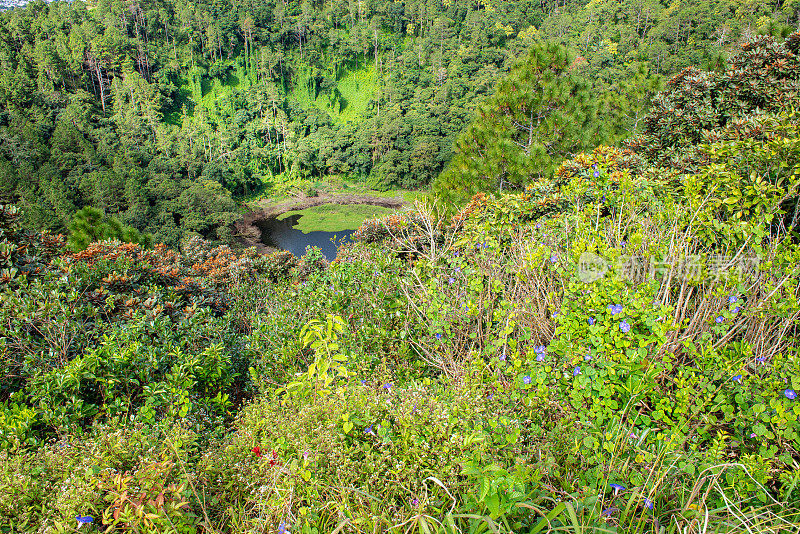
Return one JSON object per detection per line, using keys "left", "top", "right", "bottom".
{"left": 448, "top": 277, "right": 455, "bottom": 285}
{"left": 535, "top": 223, "right": 541, "bottom": 229}
{"left": 523, "top": 375, "right": 531, "bottom": 385}
{"left": 550, "top": 255, "right": 558, "bottom": 263}
{"left": 364, "top": 425, "right": 375, "bottom": 435}
{"left": 620, "top": 320, "right": 631, "bottom": 333}
{"left": 593, "top": 169, "right": 600, "bottom": 178}
{"left": 383, "top": 383, "right": 392, "bottom": 390}
{"left": 588, "top": 317, "right": 596, "bottom": 325}
{"left": 609, "top": 483, "right": 626, "bottom": 495}
{"left": 729, "top": 296, "right": 737, "bottom": 304}
{"left": 360, "top": 379, "right": 366, "bottom": 385}
{"left": 435, "top": 333, "right": 442, "bottom": 340}
{"left": 715, "top": 316, "right": 724, "bottom": 323}
{"left": 620, "top": 240, "right": 627, "bottom": 248}
{"left": 573, "top": 366, "right": 581, "bottom": 377}
{"left": 732, "top": 375, "right": 742, "bottom": 383}
{"left": 592, "top": 163, "right": 597, "bottom": 169}
{"left": 584, "top": 353, "right": 592, "bottom": 361}
{"left": 756, "top": 355, "right": 767, "bottom": 363}
{"left": 733, "top": 306, "right": 740, "bottom": 314}
{"left": 601, "top": 507, "right": 618, "bottom": 517}
{"left": 644, "top": 498, "right": 654, "bottom": 510}
{"left": 608, "top": 304, "right": 623, "bottom": 315}
{"left": 278, "top": 521, "right": 289, "bottom": 534}
{"left": 76, "top": 516, "right": 93, "bottom": 527}
{"left": 534, "top": 345, "right": 546, "bottom": 355}
{"left": 785, "top": 389, "right": 797, "bottom": 400}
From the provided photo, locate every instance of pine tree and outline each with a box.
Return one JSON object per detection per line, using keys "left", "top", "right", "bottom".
{"left": 432, "top": 42, "right": 604, "bottom": 206}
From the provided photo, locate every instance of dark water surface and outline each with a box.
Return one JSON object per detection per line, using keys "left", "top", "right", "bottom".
{"left": 255, "top": 214, "right": 353, "bottom": 261}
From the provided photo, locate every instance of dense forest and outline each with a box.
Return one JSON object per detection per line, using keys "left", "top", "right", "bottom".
{"left": 0, "top": 0, "right": 796, "bottom": 245}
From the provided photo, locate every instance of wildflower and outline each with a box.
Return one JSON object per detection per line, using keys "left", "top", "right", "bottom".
{"left": 76, "top": 516, "right": 93, "bottom": 528}
{"left": 365, "top": 425, "right": 376, "bottom": 436}
{"left": 535, "top": 223, "right": 541, "bottom": 229}
{"left": 499, "top": 352, "right": 506, "bottom": 361}
{"left": 252, "top": 446, "right": 262, "bottom": 457}
{"left": 593, "top": 169, "right": 601, "bottom": 178}
{"left": 588, "top": 317, "right": 596, "bottom": 325}
{"left": 750, "top": 432, "right": 757, "bottom": 438}
{"left": 629, "top": 432, "right": 637, "bottom": 439}
{"left": 609, "top": 483, "right": 626, "bottom": 495}
{"left": 523, "top": 375, "right": 532, "bottom": 385}
{"left": 455, "top": 267, "right": 461, "bottom": 273}
{"left": 608, "top": 304, "right": 623, "bottom": 315}
{"left": 785, "top": 389, "right": 797, "bottom": 400}
{"left": 756, "top": 355, "right": 767, "bottom": 363}
{"left": 601, "top": 507, "right": 618, "bottom": 517}
{"left": 592, "top": 163, "right": 597, "bottom": 169}
{"left": 620, "top": 320, "right": 631, "bottom": 333}
{"left": 278, "top": 521, "right": 289, "bottom": 534}
{"left": 412, "top": 498, "right": 419, "bottom": 506}
{"left": 732, "top": 375, "right": 742, "bottom": 383}
{"left": 550, "top": 255, "right": 558, "bottom": 263}
{"left": 269, "top": 450, "right": 278, "bottom": 467}
{"left": 715, "top": 316, "right": 724, "bottom": 323}
{"left": 644, "top": 498, "right": 654, "bottom": 510}
{"left": 303, "top": 450, "right": 309, "bottom": 460}
{"left": 729, "top": 296, "right": 737, "bottom": 304}
{"left": 536, "top": 352, "right": 545, "bottom": 362}
{"left": 360, "top": 379, "right": 366, "bottom": 385}
{"left": 448, "top": 277, "right": 455, "bottom": 285}
{"left": 435, "top": 333, "right": 442, "bottom": 340}
{"left": 383, "top": 383, "right": 392, "bottom": 391}
{"left": 584, "top": 353, "right": 592, "bottom": 361}
{"left": 573, "top": 366, "right": 581, "bottom": 377}
{"left": 620, "top": 241, "right": 627, "bottom": 248}
{"left": 733, "top": 306, "right": 740, "bottom": 314}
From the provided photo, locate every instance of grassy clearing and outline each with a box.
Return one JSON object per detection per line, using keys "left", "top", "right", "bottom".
{"left": 277, "top": 203, "right": 396, "bottom": 233}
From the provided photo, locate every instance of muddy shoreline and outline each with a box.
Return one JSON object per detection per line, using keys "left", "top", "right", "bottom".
{"left": 232, "top": 193, "right": 409, "bottom": 252}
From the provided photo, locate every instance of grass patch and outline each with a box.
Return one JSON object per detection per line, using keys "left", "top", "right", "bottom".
{"left": 277, "top": 204, "right": 396, "bottom": 233}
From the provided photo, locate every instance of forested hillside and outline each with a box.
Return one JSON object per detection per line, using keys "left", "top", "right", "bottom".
{"left": 0, "top": 0, "right": 795, "bottom": 245}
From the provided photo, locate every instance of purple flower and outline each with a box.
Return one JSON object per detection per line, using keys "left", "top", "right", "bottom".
{"left": 733, "top": 306, "right": 740, "bottom": 314}
{"left": 592, "top": 163, "right": 598, "bottom": 169}
{"left": 435, "top": 333, "right": 442, "bottom": 340}
{"left": 593, "top": 169, "right": 600, "bottom": 178}
{"left": 523, "top": 375, "right": 532, "bottom": 385}
{"left": 364, "top": 425, "right": 375, "bottom": 436}
{"left": 732, "top": 375, "right": 742, "bottom": 383}
{"left": 601, "top": 507, "right": 618, "bottom": 517}
{"left": 608, "top": 304, "right": 623, "bottom": 315}
{"left": 785, "top": 389, "right": 797, "bottom": 400}
{"left": 620, "top": 320, "right": 631, "bottom": 333}
{"left": 729, "top": 296, "right": 737, "bottom": 304}
{"left": 584, "top": 354, "right": 592, "bottom": 361}
{"left": 573, "top": 366, "right": 581, "bottom": 377}
{"left": 715, "top": 316, "right": 724, "bottom": 323}
{"left": 448, "top": 277, "right": 455, "bottom": 285}
{"left": 750, "top": 432, "right": 757, "bottom": 438}
{"left": 620, "top": 241, "right": 627, "bottom": 248}
{"left": 383, "top": 383, "right": 392, "bottom": 390}
{"left": 76, "top": 516, "right": 94, "bottom": 527}
{"left": 756, "top": 355, "right": 767, "bottom": 363}
{"left": 609, "top": 483, "right": 626, "bottom": 494}
{"left": 644, "top": 498, "right": 654, "bottom": 510}
{"left": 550, "top": 255, "right": 558, "bottom": 263}
{"left": 278, "top": 521, "right": 289, "bottom": 534}
{"left": 588, "top": 317, "right": 596, "bottom": 325}
{"left": 535, "top": 223, "right": 541, "bottom": 229}
{"left": 412, "top": 498, "right": 419, "bottom": 506}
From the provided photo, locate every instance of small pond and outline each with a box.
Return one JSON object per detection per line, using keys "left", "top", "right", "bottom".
{"left": 255, "top": 214, "right": 353, "bottom": 261}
